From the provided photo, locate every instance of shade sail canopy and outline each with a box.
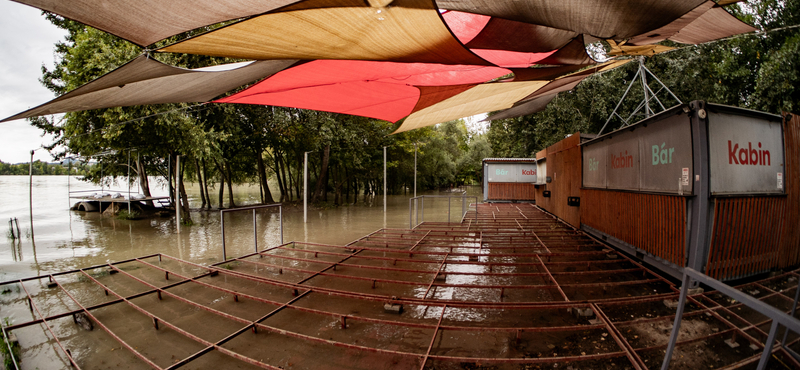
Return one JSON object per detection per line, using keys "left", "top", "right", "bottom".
{"left": 487, "top": 60, "right": 632, "bottom": 120}
{"left": 436, "top": 0, "right": 707, "bottom": 39}
{"left": 161, "top": 0, "right": 491, "bottom": 65}
{"left": 1, "top": 56, "right": 296, "bottom": 122}
{"left": 395, "top": 80, "right": 549, "bottom": 133}
{"left": 6, "top": 0, "right": 757, "bottom": 130}
{"left": 11, "top": 0, "right": 303, "bottom": 47}
{"left": 215, "top": 60, "right": 511, "bottom": 122}
{"left": 627, "top": 1, "right": 755, "bottom": 45}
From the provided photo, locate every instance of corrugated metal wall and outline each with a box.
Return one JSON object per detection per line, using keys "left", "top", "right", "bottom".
{"left": 706, "top": 197, "right": 785, "bottom": 280}
{"left": 706, "top": 113, "right": 799, "bottom": 280}
{"left": 780, "top": 113, "right": 800, "bottom": 268}
{"left": 487, "top": 183, "right": 536, "bottom": 201}
{"left": 582, "top": 189, "right": 686, "bottom": 266}
{"left": 539, "top": 134, "right": 582, "bottom": 228}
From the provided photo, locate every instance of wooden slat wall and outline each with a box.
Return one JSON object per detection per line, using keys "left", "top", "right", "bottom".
{"left": 780, "top": 112, "right": 800, "bottom": 268}
{"left": 581, "top": 189, "right": 687, "bottom": 266}
{"left": 487, "top": 183, "right": 536, "bottom": 201}
{"left": 706, "top": 197, "right": 785, "bottom": 280}
{"left": 539, "top": 134, "right": 582, "bottom": 227}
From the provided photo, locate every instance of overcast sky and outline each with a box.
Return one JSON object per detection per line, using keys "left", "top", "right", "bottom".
{"left": 0, "top": 1, "right": 66, "bottom": 164}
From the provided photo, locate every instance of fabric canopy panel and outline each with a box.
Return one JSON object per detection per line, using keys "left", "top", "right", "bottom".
{"left": 11, "top": 0, "right": 302, "bottom": 47}
{"left": 486, "top": 60, "right": 632, "bottom": 121}
{"left": 394, "top": 80, "right": 549, "bottom": 133}
{"left": 485, "top": 94, "right": 557, "bottom": 121}
{"left": 442, "top": 10, "right": 580, "bottom": 67}
{"left": 215, "top": 60, "right": 511, "bottom": 122}
{"left": 1, "top": 55, "right": 296, "bottom": 122}
{"left": 627, "top": 1, "right": 755, "bottom": 45}
{"left": 436, "top": 0, "right": 706, "bottom": 40}
{"left": 161, "top": 0, "right": 491, "bottom": 65}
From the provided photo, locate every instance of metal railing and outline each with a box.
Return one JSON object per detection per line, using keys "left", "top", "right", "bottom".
{"left": 662, "top": 268, "right": 800, "bottom": 370}
{"left": 220, "top": 204, "right": 283, "bottom": 261}
{"left": 408, "top": 194, "right": 477, "bottom": 229}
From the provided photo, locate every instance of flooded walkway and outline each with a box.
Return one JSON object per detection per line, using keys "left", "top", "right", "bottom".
{"left": 1, "top": 203, "right": 798, "bottom": 369}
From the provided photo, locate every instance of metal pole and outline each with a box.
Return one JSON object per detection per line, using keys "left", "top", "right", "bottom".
{"left": 29, "top": 150, "right": 34, "bottom": 239}
{"left": 421, "top": 197, "right": 424, "bottom": 224}
{"left": 782, "top": 278, "right": 800, "bottom": 347}
{"left": 639, "top": 57, "right": 652, "bottom": 118}
{"left": 757, "top": 320, "right": 780, "bottom": 370}
{"left": 661, "top": 273, "right": 692, "bottom": 370}
{"left": 279, "top": 205, "right": 283, "bottom": 245}
{"left": 127, "top": 151, "right": 131, "bottom": 214}
{"left": 253, "top": 208, "right": 258, "bottom": 253}
{"left": 414, "top": 143, "right": 417, "bottom": 198}
{"left": 384, "top": 146, "right": 387, "bottom": 214}
{"left": 409, "top": 198, "right": 413, "bottom": 229}
{"left": 304, "top": 151, "right": 308, "bottom": 224}
{"left": 220, "top": 210, "right": 226, "bottom": 261}
{"left": 448, "top": 197, "right": 451, "bottom": 223}
{"left": 168, "top": 154, "right": 172, "bottom": 205}
{"left": 176, "top": 155, "right": 181, "bottom": 233}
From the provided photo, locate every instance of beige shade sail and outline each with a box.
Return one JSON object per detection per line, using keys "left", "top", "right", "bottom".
{"left": 484, "top": 60, "right": 632, "bottom": 121}
{"left": 1, "top": 55, "right": 297, "bottom": 122}
{"left": 11, "top": 0, "right": 303, "bottom": 47}
{"left": 627, "top": 1, "right": 755, "bottom": 45}
{"left": 394, "top": 80, "right": 548, "bottom": 133}
{"left": 161, "top": 0, "right": 491, "bottom": 65}
{"left": 436, "top": 0, "right": 706, "bottom": 40}
{"left": 668, "top": 6, "right": 756, "bottom": 44}
{"left": 607, "top": 41, "right": 675, "bottom": 57}
{"left": 485, "top": 94, "right": 557, "bottom": 121}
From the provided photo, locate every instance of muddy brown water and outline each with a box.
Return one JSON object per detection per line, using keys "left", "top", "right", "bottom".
{"left": 0, "top": 176, "right": 477, "bottom": 282}
{"left": 0, "top": 176, "right": 479, "bottom": 368}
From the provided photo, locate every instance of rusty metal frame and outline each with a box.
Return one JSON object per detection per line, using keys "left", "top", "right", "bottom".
{"left": 2, "top": 203, "right": 796, "bottom": 369}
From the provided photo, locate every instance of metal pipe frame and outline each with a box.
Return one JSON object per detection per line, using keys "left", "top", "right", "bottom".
{"left": 3, "top": 204, "right": 797, "bottom": 369}
{"left": 220, "top": 203, "right": 283, "bottom": 261}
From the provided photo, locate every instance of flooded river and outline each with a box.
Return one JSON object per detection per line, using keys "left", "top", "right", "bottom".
{"left": 0, "top": 176, "right": 480, "bottom": 282}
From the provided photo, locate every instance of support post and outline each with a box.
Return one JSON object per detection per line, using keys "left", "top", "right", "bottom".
{"left": 686, "top": 102, "right": 710, "bottom": 277}
{"left": 384, "top": 146, "right": 387, "bottom": 214}
{"left": 280, "top": 205, "right": 284, "bottom": 245}
{"left": 414, "top": 143, "right": 417, "bottom": 198}
{"left": 253, "top": 208, "right": 258, "bottom": 253}
{"left": 29, "top": 150, "right": 34, "bottom": 239}
{"left": 127, "top": 150, "right": 131, "bottom": 214}
{"left": 661, "top": 273, "right": 692, "bottom": 370}
{"left": 221, "top": 210, "right": 226, "bottom": 261}
{"left": 304, "top": 151, "right": 308, "bottom": 224}
{"left": 176, "top": 155, "right": 181, "bottom": 233}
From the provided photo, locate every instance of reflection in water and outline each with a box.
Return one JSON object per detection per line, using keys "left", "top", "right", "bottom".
{"left": 0, "top": 176, "right": 480, "bottom": 282}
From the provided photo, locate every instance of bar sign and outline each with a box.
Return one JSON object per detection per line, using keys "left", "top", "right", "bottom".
{"left": 681, "top": 168, "right": 690, "bottom": 186}
{"left": 778, "top": 172, "right": 783, "bottom": 190}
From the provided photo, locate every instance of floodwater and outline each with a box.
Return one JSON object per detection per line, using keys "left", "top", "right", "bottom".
{"left": 0, "top": 175, "right": 480, "bottom": 282}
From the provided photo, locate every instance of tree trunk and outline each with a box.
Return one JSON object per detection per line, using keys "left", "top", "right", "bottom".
{"left": 136, "top": 156, "right": 154, "bottom": 207}
{"left": 179, "top": 160, "right": 192, "bottom": 223}
{"left": 201, "top": 158, "right": 211, "bottom": 209}
{"left": 313, "top": 145, "right": 330, "bottom": 203}
{"left": 225, "top": 161, "right": 236, "bottom": 208}
{"left": 276, "top": 152, "right": 287, "bottom": 202}
{"left": 285, "top": 155, "right": 294, "bottom": 202}
{"left": 214, "top": 159, "right": 225, "bottom": 208}
{"left": 256, "top": 151, "right": 275, "bottom": 204}
{"left": 194, "top": 158, "right": 207, "bottom": 209}
{"left": 294, "top": 154, "right": 302, "bottom": 200}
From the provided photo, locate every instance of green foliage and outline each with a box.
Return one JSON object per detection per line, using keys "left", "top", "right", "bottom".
{"left": 0, "top": 317, "right": 20, "bottom": 370}
{"left": 116, "top": 209, "right": 139, "bottom": 220}
{"left": 0, "top": 159, "right": 88, "bottom": 176}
